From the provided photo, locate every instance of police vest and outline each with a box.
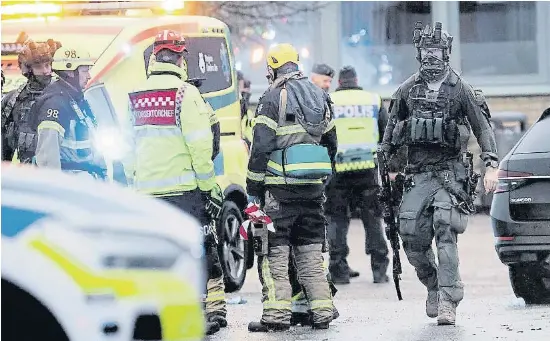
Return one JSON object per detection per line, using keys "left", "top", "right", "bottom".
{"left": 329, "top": 88, "right": 381, "bottom": 172}
{"left": 128, "top": 62, "right": 216, "bottom": 196}
{"left": 389, "top": 81, "right": 461, "bottom": 151}
{"left": 261, "top": 73, "right": 333, "bottom": 185}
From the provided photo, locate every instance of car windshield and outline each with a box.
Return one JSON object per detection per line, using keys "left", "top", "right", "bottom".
{"left": 143, "top": 36, "right": 232, "bottom": 94}
{"left": 513, "top": 117, "right": 550, "bottom": 154}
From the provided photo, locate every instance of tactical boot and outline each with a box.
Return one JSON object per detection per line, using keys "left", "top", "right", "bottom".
{"left": 373, "top": 273, "right": 389, "bottom": 284}
{"left": 207, "top": 314, "right": 227, "bottom": 328}
{"left": 426, "top": 290, "right": 439, "bottom": 318}
{"left": 205, "top": 321, "right": 220, "bottom": 335}
{"left": 437, "top": 300, "right": 457, "bottom": 325}
{"left": 248, "top": 321, "right": 290, "bottom": 332}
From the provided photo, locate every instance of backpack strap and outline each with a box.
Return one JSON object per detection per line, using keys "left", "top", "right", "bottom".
{"left": 278, "top": 85, "right": 288, "bottom": 127}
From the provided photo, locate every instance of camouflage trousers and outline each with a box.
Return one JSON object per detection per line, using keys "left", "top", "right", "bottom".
{"left": 398, "top": 168, "right": 469, "bottom": 304}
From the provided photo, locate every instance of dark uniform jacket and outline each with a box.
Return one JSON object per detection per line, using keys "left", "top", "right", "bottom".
{"left": 31, "top": 79, "right": 104, "bottom": 174}
{"left": 247, "top": 74, "right": 338, "bottom": 202}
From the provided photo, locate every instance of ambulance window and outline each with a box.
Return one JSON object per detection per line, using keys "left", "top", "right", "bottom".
{"left": 84, "top": 84, "right": 118, "bottom": 128}
{"left": 143, "top": 37, "right": 233, "bottom": 94}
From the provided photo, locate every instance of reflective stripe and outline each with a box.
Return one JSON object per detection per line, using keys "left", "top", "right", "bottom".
{"left": 267, "top": 160, "right": 332, "bottom": 173}
{"left": 276, "top": 124, "right": 306, "bottom": 135}
{"left": 264, "top": 176, "right": 323, "bottom": 185}
{"left": 196, "top": 169, "right": 215, "bottom": 180}
{"left": 310, "top": 299, "right": 333, "bottom": 310}
{"left": 247, "top": 170, "right": 265, "bottom": 182}
{"left": 204, "top": 290, "right": 226, "bottom": 303}
{"left": 261, "top": 256, "right": 292, "bottom": 311}
{"left": 255, "top": 116, "right": 278, "bottom": 131}
{"left": 335, "top": 160, "right": 376, "bottom": 172}
{"left": 135, "top": 172, "right": 195, "bottom": 190}
{"left": 185, "top": 128, "right": 211, "bottom": 142}
{"left": 324, "top": 120, "right": 335, "bottom": 133}
{"left": 37, "top": 120, "right": 65, "bottom": 135}
{"left": 61, "top": 139, "right": 92, "bottom": 150}
{"left": 134, "top": 126, "right": 182, "bottom": 139}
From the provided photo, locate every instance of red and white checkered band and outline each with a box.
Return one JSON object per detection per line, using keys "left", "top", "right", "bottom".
{"left": 129, "top": 89, "right": 178, "bottom": 126}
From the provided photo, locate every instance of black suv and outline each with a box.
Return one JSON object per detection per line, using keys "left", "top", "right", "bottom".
{"left": 490, "top": 107, "right": 550, "bottom": 304}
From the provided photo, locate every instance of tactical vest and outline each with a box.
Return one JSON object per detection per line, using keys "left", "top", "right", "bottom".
{"left": 3, "top": 83, "right": 42, "bottom": 163}
{"left": 330, "top": 88, "right": 380, "bottom": 172}
{"left": 391, "top": 82, "right": 461, "bottom": 151}
{"left": 263, "top": 73, "right": 333, "bottom": 185}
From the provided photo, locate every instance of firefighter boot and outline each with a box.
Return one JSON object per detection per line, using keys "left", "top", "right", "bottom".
{"left": 248, "top": 321, "right": 290, "bottom": 332}
{"left": 205, "top": 321, "right": 220, "bottom": 335}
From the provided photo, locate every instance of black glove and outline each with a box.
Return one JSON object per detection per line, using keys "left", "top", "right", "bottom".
{"left": 202, "top": 184, "right": 223, "bottom": 220}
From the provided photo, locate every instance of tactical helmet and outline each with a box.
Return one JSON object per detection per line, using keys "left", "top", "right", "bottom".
{"left": 18, "top": 39, "right": 60, "bottom": 74}
{"left": 413, "top": 21, "right": 453, "bottom": 62}
{"left": 52, "top": 46, "right": 94, "bottom": 71}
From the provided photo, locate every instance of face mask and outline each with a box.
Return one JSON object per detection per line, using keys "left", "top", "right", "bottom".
{"left": 419, "top": 54, "right": 447, "bottom": 83}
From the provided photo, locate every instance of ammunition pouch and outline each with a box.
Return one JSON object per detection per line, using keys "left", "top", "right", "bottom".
{"left": 5, "top": 122, "right": 16, "bottom": 150}
{"left": 267, "top": 143, "right": 332, "bottom": 180}
{"left": 16, "top": 131, "right": 37, "bottom": 155}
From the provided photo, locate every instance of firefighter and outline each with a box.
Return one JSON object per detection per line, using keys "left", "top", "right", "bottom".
{"left": 246, "top": 43, "right": 338, "bottom": 332}
{"left": 125, "top": 30, "right": 226, "bottom": 335}
{"left": 31, "top": 45, "right": 106, "bottom": 178}
{"left": 326, "top": 65, "right": 390, "bottom": 284}
{"left": 2, "top": 36, "right": 61, "bottom": 163}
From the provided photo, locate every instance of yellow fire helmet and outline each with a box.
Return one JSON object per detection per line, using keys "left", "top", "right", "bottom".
{"left": 52, "top": 46, "right": 95, "bottom": 71}
{"left": 266, "top": 43, "right": 299, "bottom": 69}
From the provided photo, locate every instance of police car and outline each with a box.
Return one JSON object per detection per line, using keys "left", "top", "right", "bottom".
{"left": 2, "top": 164, "right": 206, "bottom": 340}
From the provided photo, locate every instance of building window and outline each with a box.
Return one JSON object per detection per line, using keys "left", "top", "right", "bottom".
{"left": 459, "top": 1, "right": 537, "bottom": 76}
{"left": 340, "top": 1, "right": 432, "bottom": 87}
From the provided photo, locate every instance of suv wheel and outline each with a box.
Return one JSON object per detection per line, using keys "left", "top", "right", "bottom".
{"left": 217, "top": 200, "right": 247, "bottom": 293}
{"left": 509, "top": 263, "right": 550, "bottom": 304}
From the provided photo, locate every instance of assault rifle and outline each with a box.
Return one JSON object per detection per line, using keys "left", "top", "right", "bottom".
{"left": 377, "top": 148, "right": 405, "bottom": 301}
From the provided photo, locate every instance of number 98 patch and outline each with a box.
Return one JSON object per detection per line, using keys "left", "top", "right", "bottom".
{"left": 46, "top": 109, "right": 59, "bottom": 119}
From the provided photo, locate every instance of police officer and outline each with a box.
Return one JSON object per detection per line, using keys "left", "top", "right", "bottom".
{"left": 31, "top": 45, "right": 106, "bottom": 179}
{"left": 380, "top": 22, "right": 499, "bottom": 325}
{"left": 2, "top": 38, "right": 61, "bottom": 163}
{"left": 125, "top": 30, "right": 226, "bottom": 335}
{"left": 326, "top": 66, "right": 390, "bottom": 284}
{"left": 246, "top": 43, "right": 338, "bottom": 332}
{"left": 310, "top": 63, "right": 335, "bottom": 92}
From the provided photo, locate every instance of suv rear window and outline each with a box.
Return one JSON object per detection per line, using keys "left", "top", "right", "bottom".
{"left": 513, "top": 117, "right": 550, "bottom": 154}
{"left": 143, "top": 36, "right": 232, "bottom": 94}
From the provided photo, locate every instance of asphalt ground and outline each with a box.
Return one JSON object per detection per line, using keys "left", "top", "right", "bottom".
{"left": 208, "top": 214, "right": 550, "bottom": 341}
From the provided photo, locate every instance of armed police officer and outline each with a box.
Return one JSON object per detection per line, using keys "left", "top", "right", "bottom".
{"left": 31, "top": 45, "right": 107, "bottom": 179}
{"left": 380, "top": 22, "right": 499, "bottom": 325}
{"left": 246, "top": 43, "right": 338, "bottom": 332}
{"left": 126, "top": 30, "right": 226, "bottom": 335}
{"left": 326, "top": 65, "right": 390, "bottom": 284}
{"left": 2, "top": 37, "right": 61, "bottom": 163}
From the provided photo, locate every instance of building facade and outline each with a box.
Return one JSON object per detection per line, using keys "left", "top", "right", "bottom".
{"left": 314, "top": 1, "right": 549, "bottom": 123}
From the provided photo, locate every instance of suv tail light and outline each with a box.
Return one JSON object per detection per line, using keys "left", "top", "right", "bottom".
{"left": 494, "top": 169, "right": 533, "bottom": 193}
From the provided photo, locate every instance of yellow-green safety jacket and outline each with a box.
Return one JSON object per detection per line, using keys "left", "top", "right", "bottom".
{"left": 329, "top": 86, "right": 388, "bottom": 172}
{"left": 126, "top": 61, "right": 216, "bottom": 196}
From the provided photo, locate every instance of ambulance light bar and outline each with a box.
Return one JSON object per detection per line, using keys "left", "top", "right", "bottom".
{"left": 1, "top": 1, "right": 185, "bottom": 17}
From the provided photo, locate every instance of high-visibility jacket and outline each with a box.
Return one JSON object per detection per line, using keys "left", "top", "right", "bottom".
{"left": 329, "top": 87, "right": 382, "bottom": 172}
{"left": 127, "top": 61, "right": 216, "bottom": 196}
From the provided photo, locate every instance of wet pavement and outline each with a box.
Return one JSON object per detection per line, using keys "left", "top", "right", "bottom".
{"left": 208, "top": 214, "right": 550, "bottom": 340}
